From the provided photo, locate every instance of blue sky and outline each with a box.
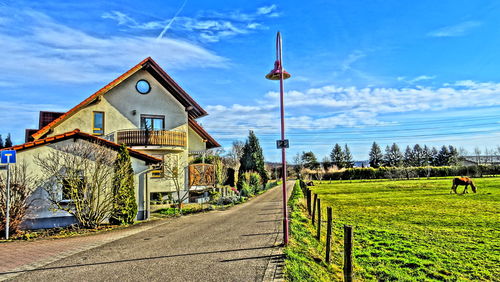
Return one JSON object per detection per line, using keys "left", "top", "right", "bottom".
{"left": 0, "top": 0, "right": 499, "bottom": 161}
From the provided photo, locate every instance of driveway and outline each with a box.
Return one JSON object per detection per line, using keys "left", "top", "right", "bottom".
{"left": 1, "top": 181, "right": 294, "bottom": 281}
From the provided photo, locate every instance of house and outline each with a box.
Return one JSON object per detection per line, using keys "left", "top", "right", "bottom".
{"left": 2, "top": 57, "right": 220, "bottom": 229}
{"left": 5, "top": 129, "right": 162, "bottom": 229}
{"left": 461, "top": 155, "right": 500, "bottom": 166}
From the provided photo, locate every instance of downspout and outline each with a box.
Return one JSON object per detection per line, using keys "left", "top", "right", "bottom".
{"left": 137, "top": 165, "right": 156, "bottom": 220}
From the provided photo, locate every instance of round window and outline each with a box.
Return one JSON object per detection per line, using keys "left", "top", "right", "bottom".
{"left": 136, "top": 79, "right": 151, "bottom": 94}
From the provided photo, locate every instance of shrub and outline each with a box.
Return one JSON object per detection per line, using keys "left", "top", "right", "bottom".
{"left": 322, "top": 165, "right": 500, "bottom": 180}
{"left": 109, "top": 144, "right": 137, "bottom": 225}
{"left": 240, "top": 181, "right": 253, "bottom": 197}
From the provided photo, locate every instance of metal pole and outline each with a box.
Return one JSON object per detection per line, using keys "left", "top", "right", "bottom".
{"left": 278, "top": 32, "right": 289, "bottom": 245}
{"left": 5, "top": 163, "right": 10, "bottom": 240}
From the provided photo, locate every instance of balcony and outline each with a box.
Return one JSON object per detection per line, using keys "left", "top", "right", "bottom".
{"left": 116, "top": 129, "right": 186, "bottom": 147}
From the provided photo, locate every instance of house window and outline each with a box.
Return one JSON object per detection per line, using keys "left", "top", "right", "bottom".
{"left": 151, "top": 154, "right": 164, "bottom": 178}
{"left": 136, "top": 79, "right": 151, "bottom": 94}
{"left": 141, "top": 115, "right": 165, "bottom": 131}
{"left": 93, "top": 112, "right": 105, "bottom": 135}
{"left": 61, "top": 177, "right": 85, "bottom": 202}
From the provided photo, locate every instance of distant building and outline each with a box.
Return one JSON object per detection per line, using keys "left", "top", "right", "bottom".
{"left": 461, "top": 155, "right": 500, "bottom": 166}
{"left": 354, "top": 161, "right": 370, "bottom": 168}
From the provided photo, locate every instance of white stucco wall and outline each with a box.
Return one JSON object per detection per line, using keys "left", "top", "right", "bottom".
{"left": 41, "top": 68, "right": 213, "bottom": 197}
{"left": 7, "top": 139, "right": 151, "bottom": 229}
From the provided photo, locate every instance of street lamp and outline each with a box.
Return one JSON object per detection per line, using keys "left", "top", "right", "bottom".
{"left": 266, "top": 31, "right": 291, "bottom": 245}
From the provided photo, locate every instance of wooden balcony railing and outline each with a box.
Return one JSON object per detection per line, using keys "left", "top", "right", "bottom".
{"left": 116, "top": 130, "right": 186, "bottom": 147}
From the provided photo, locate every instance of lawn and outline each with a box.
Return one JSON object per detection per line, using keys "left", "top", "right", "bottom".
{"left": 300, "top": 177, "right": 499, "bottom": 281}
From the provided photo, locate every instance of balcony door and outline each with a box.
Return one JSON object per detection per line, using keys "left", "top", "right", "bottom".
{"left": 141, "top": 115, "right": 165, "bottom": 131}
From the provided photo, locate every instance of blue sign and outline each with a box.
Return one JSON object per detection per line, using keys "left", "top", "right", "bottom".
{"left": 1, "top": 150, "right": 16, "bottom": 164}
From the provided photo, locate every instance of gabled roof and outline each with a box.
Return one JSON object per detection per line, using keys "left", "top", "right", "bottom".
{"left": 32, "top": 57, "right": 208, "bottom": 140}
{"left": 3, "top": 129, "right": 162, "bottom": 164}
{"left": 188, "top": 119, "right": 220, "bottom": 149}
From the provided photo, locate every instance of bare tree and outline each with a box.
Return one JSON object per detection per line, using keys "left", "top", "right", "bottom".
{"left": 474, "top": 147, "right": 482, "bottom": 165}
{"left": 162, "top": 155, "right": 189, "bottom": 213}
{"left": 315, "top": 166, "right": 326, "bottom": 181}
{"left": 0, "top": 162, "right": 38, "bottom": 237}
{"left": 35, "top": 141, "right": 117, "bottom": 228}
{"left": 293, "top": 152, "right": 305, "bottom": 179}
{"left": 226, "top": 141, "right": 244, "bottom": 186}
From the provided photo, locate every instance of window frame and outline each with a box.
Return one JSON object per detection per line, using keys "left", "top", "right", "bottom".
{"left": 141, "top": 114, "right": 165, "bottom": 131}
{"left": 93, "top": 111, "right": 105, "bottom": 136}
{"left": 60, "top": 176, "right": 86, "bottom": 203}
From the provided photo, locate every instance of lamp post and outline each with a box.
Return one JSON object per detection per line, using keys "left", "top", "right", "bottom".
{"left": 266, "top": 31, "right": 291, "bottom": 245}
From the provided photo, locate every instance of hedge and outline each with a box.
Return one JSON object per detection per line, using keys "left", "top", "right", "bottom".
{"left": 321, "top": 165, "right": 500, "bottom": 180}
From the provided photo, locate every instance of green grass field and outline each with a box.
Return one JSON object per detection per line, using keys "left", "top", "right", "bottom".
{"left": 286, "top": 177, "right": 500, "bottom": 281}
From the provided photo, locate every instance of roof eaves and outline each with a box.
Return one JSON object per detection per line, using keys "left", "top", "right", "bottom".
{"left": 188, "top": 119, "right": 220, "bottom": 149}
{"left": 31, "top": 58, "right": 150, "bottom": 140}
{"left": 3, "top": 129, "right": 162, "bottom": 164}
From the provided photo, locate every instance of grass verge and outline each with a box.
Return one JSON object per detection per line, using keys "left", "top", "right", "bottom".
{"left": 283, "top": 181, "right": 342, "bottom": 281}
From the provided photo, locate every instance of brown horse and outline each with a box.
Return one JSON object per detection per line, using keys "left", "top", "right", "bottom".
{"left": 450, "top": 177, "right": 477, "bottom": 194}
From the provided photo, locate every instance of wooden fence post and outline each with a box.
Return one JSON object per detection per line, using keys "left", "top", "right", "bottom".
{"left": 312, "top": 194, "right": 317, "bottom": 225}
{"left": 307, "top": 189, "right": 312, "bottom": 215}
{"left": 325, "top": 207, "right": 333, "bottom": 263}
{"left": 344, "top": 225, "right": 353, "bottom": 282}
{"left": 316, "top": 199, "right": 321, "bottom": 240}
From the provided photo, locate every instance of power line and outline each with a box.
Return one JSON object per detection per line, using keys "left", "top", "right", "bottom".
{"left": 207, "top": 122, "right": 499, "bottom": 136}
{"left": 200, "top": 114, "right": 500, "bottom": 130}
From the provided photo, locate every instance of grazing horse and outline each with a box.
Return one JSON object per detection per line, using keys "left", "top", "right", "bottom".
{"left": 450, "top": 177, "right": 477, "bottom": 194}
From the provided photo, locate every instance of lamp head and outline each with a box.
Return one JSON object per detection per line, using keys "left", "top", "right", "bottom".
{"left": 266, "top": 60, "right": 291, "bottom": 80}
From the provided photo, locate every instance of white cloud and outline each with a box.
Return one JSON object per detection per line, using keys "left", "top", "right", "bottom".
{"left": 399, "top": 75, "right": 436, "bottom": 84}
{"left": 427, "top": 21, "right": 482, "bottom": 37}
{"left": 0, "top": 10, "right": 228, "bottom": 84}
{"left": 0, "top": 102, "right": 66, "bottom": 138}
{"left": 201, "top": 80, "right": 500, "bottom": 137}
{"left": 102, "top": 5, "right": 280, "bottom": 43}
{"left": 257, "top": 5, "right": 277, "bottom": 15}
{"left": 102, "top": 11, "right": 136, "bottom": 26}
{"left": 341, "top": 50, "right": 366, "bottom": 71}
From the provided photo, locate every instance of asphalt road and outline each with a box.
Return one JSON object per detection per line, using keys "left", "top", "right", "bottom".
{"left": 12, "top": 181, "right": 294, "bottom": 282}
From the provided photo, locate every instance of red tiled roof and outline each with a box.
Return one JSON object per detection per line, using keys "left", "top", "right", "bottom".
{"left": 188, "top": 119, "right": 220, "bottom": 149}
{"left": 32, "top": 57, "right": 208, "bottom": 140}
{"left": 2, "top": 129, "right": 162, "bottom": 164}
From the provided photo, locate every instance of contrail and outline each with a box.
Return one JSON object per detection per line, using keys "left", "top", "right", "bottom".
{"left": 157, "top": 0, "right": 187, "bottom": 40}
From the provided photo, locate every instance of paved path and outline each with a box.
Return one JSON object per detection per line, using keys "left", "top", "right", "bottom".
{"left": 0, "top": 181, "right": 294, "bottom": 281}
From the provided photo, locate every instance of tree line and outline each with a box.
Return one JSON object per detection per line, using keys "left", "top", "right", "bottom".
{"left": 294, "top": 142, "right": 466, "bottom": 172}
{"left": 369, "top": 142, "right": 461, "bottom": 168}
{"left": 0, "top": 133, "right": 13, "bottom": 149}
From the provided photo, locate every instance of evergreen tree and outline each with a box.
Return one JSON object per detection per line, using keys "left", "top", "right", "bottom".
{"left": 448, "top": 145, "right": 460, "bottom": 166}
{"left": 109, "top": 144, "right": 137, "bottom": 225}
{"left": 384, "top": 143, "right": 403, "bottom": 167}
{"left": 368, "top": 142, "right": 383, "bottom": 168}
{"left": 239, "top": 131, "right": 268, "bottom": 186}
{"left": 343, "top": 144, "right": 354, "bottom": 168}
{"left": 404, "top": 145, "right": 414, "bottom": 166}
{"left": 4, "top": 133, "right": 12, "bottom": 148}
{"left": 0, "top": 134, "right": 3, "bottom": 149}
{"left": 413, "top": 144, "right": 425, "bottom": 166}
{"left": 330, "top": 143, "right": 345, "bottom": 169}
{"left": 430, "top": 147, "right": 439, "bottom": 166}
{"left": 301, "top": 151, "right": 320, "bottom": 169}
{"left": 437, "top": 145, "right": 450, "bottom": 166}
{"left": 422, "top": 145, "right": 432, "bottom": 166}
